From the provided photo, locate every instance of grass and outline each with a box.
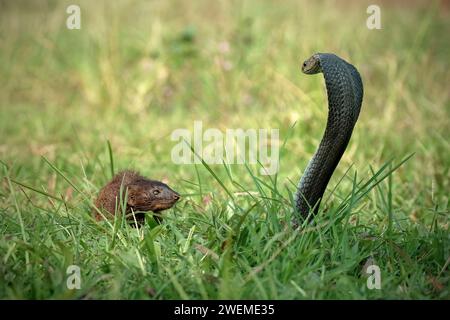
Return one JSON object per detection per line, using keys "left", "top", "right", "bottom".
{"left": 0, "top": 0, "right": 449, "bottom": 299}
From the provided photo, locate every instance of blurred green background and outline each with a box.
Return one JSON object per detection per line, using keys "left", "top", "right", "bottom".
{"left": 0, "top": 0, "right": 448, "bottom": 299}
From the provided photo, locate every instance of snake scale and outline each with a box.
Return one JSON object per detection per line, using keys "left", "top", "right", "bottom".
{"left": 294, "top": 53, "right": 364, "bottom": 220}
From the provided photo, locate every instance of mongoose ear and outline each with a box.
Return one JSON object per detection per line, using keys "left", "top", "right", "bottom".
{"left": 126, "top": 184, "right": 140, "bottom": 206}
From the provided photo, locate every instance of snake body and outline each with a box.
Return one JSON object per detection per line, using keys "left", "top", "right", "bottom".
{"left": 294, "top": 53, "right": 363, "bottom": 219}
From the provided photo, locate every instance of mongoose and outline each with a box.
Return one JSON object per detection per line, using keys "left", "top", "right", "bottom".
{"left": 93, "top": 170, "right": 180, "bottom": 225}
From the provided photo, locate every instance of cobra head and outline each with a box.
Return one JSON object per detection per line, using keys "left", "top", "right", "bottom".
{"left": 301, "top": 53, "right": 322, "bottom": 74}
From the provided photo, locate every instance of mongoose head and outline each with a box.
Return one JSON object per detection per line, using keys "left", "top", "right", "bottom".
{"left": 126, "top": 179, "right": 180, "bottom": 213}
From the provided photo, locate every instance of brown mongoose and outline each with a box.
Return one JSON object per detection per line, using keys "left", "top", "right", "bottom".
{"left": 93, "top": 170, "right": 180, "bottom": 225}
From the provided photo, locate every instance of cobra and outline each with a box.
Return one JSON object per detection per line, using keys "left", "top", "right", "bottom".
{"left": 295, "top": 53, "right": 364, "bottom": 220}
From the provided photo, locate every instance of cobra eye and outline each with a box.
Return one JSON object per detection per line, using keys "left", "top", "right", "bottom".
{"left": 152, "top": 189, "right": 160, "bottom": 195}
{"left": 303, "top": 62, "right": 307, "bottom": 67}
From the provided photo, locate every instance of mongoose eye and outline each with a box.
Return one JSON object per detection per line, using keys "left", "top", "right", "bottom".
{"left": 152, "top": 189, "right": 160, "bottom": 195}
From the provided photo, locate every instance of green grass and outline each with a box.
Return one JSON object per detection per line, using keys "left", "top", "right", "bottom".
{"left": 0, "top": 0, "right": 449, "bottom": 299}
